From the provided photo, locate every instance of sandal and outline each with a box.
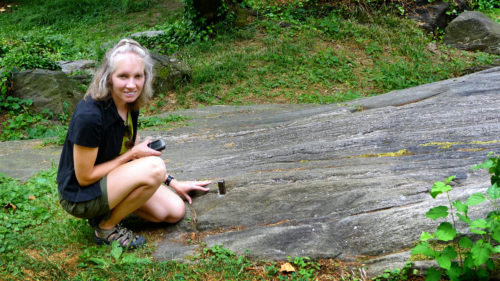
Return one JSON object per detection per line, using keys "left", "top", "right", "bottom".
{"left": 94, "top": 224, "right": 146, "bottom": 249}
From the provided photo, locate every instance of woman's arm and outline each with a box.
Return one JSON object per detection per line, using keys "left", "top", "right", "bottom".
{"left": 73, "top": 140, "right": 161, "bottom": 186}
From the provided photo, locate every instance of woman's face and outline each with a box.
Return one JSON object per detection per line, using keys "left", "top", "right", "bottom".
{"left": 110, "top": 52, "right": 145, "bottom": 107}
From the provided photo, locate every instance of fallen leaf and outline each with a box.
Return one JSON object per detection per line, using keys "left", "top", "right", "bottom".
{"left": 4, "top": 203, "right": 17, "bottom": 212}
{"left": 29, "top": 195, "right": 36, "bottom": 200}
{"left": 279, "top": 262, "right": 296, "bottom": 273}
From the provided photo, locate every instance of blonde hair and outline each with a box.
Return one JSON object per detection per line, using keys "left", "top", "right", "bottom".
{"left": 85, "top": 39, "right": 154, "bottom": 111}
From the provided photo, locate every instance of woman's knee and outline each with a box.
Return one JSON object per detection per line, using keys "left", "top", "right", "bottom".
{"left": 166, "top": 196, "right": 185, "bottom": 223}
{"left": 142, "top": 156, "right": 167, "bottom": 186}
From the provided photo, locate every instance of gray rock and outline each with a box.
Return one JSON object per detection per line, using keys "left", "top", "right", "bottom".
{"left": 2, "top": 67, "right": 499, "bottom": 277}
{"left": 12, "top": 69, "right": 84, "bottom": 116}
{"left": 151, "top": 67, "right": 500, "bottom": 276}
{"left": 409, "top": 0, "right": 468, "bottom": 33}
{"left": 57, "top": 60, "right": 96, "bottom": 75}
{"left": 444, "top": 11, "right": 500, "bottom": 55}
{"left": 130, "top": 30, "right": 165, "bottom": 39}
{"left": 151, "top": 53, "right": 192, "bottom": 94}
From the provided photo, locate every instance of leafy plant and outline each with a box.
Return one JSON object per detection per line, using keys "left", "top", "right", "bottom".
{"left": 411, "top": 154, "right": 500, "bottom": 281}
{"left": 470, "top": 0, "right": 500, "bottom": 11}
{"left": 138, "top": 114, "right": 190, "bottom": 130}
{"left": 0, "top": 169, "right": 57, "bottom": 262}
{"left": 372, "top": 262, "right": 418, "bottom": 281}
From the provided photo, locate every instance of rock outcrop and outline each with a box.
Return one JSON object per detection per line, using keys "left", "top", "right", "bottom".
{"left": 150, "top": 67, "right": 500, "bottom": 275}
{"left": 444, "top": 11, "right": 500, "bottom": 55}
{"left": 409, "top": 0, "right": 467, "bottom": 33}
{"left": 12, "top": 69, "right": 84, "bottom": 116}
{"left": 151, "top": 53, "right": 192, "bottom": 94}
{"left": 2, "top": 67, "right": 499, "bottom": 277}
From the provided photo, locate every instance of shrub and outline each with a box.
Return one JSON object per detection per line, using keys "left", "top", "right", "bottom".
{"left": 411, "top": 153, "right": 500, "bottom": 281}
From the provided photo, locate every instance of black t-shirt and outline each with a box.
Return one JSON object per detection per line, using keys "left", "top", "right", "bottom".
{"left": 57, "top": 97, "right": 138, "bottom": 202}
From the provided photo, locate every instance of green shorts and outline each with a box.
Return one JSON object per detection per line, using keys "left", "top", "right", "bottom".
{"left": 59, "top": 176, "right": 111, "bottom": 220}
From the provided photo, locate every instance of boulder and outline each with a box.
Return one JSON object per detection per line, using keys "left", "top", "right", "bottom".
{"left": 12, "top": 69, "right": 84, "bottom": 116}
{"left": 151, "top": 53, "right": 192, "bottom": 94}
{"left": 57, "top": 60, "right": 97, "bottom": 76}
{"left": 444, "top": 11, "right": 500, "bottom": 55}
{"left": 130, "top": 30, "right": 165, "bottom": 39}
{"left": 409, "top": 0, "right": 467, "bottom": 33}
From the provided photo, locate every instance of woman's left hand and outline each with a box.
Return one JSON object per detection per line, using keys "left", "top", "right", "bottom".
{"left": 169, "top": 179, "right": 211, "bottom": 204}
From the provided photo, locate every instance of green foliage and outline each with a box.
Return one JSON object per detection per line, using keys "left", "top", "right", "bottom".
{"left": 138, "top": 114, "right": 190, "bottom": 130}
{"left": 287, "top": 256, "right": 321, "bottom": 280}
{"left": 470, "top": 0, "right": 500, "bottom": 11}
{"left": 0, "top": 168, "right": 57, "bottom": 262}
{"left": 3, "top": 0, "right": 156, "bottom": 29}
{"left": 200, "top": 245, "right": 254, "bottom": 278}
{"left": 134, "top": 19, "right": 213, "bottom": 55}
{"left": 411, "top": 154, "right": 500, "bottom": 281}
{"left": 0, "top": 109, "right": 68, "bottom": 141}
{"left": 372, "top": 262, "right": 417, "bottom": 281}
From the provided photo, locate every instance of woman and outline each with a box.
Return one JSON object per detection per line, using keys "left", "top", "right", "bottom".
{"left": 57, "top": 39, "right": 211, "bottom": 249}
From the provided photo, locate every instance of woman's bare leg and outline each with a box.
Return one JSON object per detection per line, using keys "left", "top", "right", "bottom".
{"left": 99, "top": 156, "right": 166, "bottom": 229}
{"left": 134, "top": 186, "right": 186, "bottom": 223}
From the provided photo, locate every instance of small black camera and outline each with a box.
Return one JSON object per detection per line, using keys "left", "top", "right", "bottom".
{"left": 147, "top": 139, "right": 166, "bottom": 151}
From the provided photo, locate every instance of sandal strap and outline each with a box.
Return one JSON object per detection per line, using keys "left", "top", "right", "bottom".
{"left": 95, "top": 225, "right": 145, "bottom": 249}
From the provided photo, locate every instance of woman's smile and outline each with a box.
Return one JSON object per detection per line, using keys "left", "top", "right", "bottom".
{"left": 110, "top": 52, "right": 145, "bottom": 108}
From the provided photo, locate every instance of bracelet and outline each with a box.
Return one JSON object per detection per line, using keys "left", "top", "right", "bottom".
{"left": 165, "top": 175, "right": 174, "bottom": 186}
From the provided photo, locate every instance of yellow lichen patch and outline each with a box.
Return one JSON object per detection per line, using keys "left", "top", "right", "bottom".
{"left": 471, "top": 140, "right": 500, "bottom": 145}
{"left": 458, "top": 148, "right": 486, "bottom": 152}
{"left": 354, "top": 149, "right": 412, "bottom": 158}
{"left": 420, "top": 142, "right": 462, "bottom": 149}
{"left": 420, "top": 140, "right": 500, "bottom": 149}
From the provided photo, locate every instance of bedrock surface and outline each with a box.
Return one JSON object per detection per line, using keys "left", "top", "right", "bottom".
{"left": 1, "top": 67, "right": 499, "bottom": 275}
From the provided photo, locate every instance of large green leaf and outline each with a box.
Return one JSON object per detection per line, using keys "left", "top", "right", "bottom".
{"left": 471, "top": 242, "right": 491, "bottom": 266}
{"left": 430, "top": 181, "right": 452, "bottom": 198}
{"left": 470, "top": 219, "right": 488, "bottom": 229}
{"left": 472, "top": 158, "right": 494, "bottom": 171}
{"left": 411, "top": 242, "right": 435, "bottom": 258}
{"left": 446, "top": 262, "right": 461, "bottom": 281}
{"left": 436, "top": 246, "right": 457, "bottom": 270}
{"left": 111, "top": 241, "right": 123, "bottom": 262}
{"left": 420, "top": 231, "right": 433, "bottom": 242}
{"left": 458, "top": 237, "right": 473, "bottom": 249}
{"left": 470, "top": 219, "right": 489, "bottom": 235}
{"left": 452, "top": 199, "right": 468, "bottom": 214}
{"left": 435, "top": 222, "right": 456, "bottom": 241}
{"left": 492, "top": 223, "right": 500, "bottom": 243}
{"left": 465, "top": 193, "right": 485, "bottom": 206}
{"left": 436, "top": 254, "right": 451, "bottom": 270}
{"left": 493, "top": 245, "right": 500, "bottom": 254}
{"left": 425, "top": 267, "right": 442, "bottom": 281}
{"left": 456, "top": 213, "right": 471, "bottom": 224}
{"left": 445, "top": 175, "right": 456, "bottom": 184}
{"left": 442, "top": 246, "right": 457, "bottom": 260}
{"left": 487, "top": 183, "right": 500, "bottom": 199}
{"left": 426, "top": 206, "right": 448, "bottom": 220}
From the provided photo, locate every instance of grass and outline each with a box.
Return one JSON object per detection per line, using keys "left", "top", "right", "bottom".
{"left": 1, "top": 0, "right": 498, "bottom": 115}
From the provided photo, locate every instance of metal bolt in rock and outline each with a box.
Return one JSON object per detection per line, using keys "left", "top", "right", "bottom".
{"left": 218, "top": 179, "right": 226, "bottom": 195}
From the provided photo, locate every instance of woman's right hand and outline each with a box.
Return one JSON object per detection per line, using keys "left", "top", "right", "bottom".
{"left": 131, "top": 140, "right": 162, "bottom": 159}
